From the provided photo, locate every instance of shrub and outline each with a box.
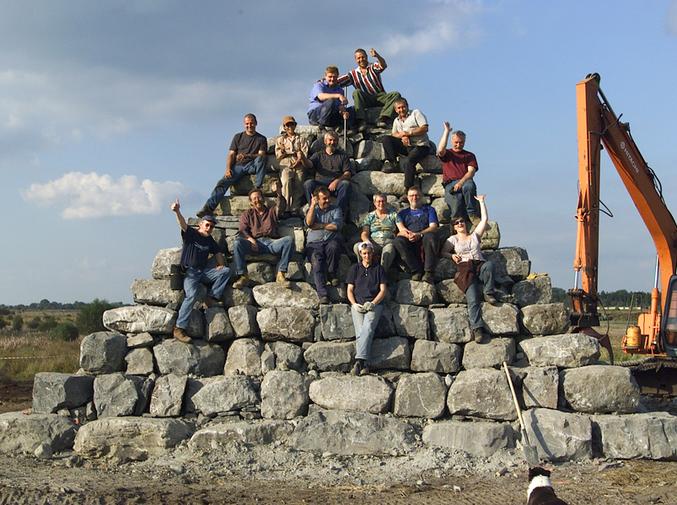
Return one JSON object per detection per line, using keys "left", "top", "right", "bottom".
{"left": 27, "top": 318, "right": 40, "bottom": 330}
{"left": 76, "top": 299, "right": 116, "bottom": 334}
{"left": 38, "top": 316, "right": 58, "bottom": 331}
{"left": 11, "top": 315, "right": 24, "bottom": 332}
{"left": 0, "top": 318, "right": 7, "bottom": 330}
{"left": 49, "top": 322, "right": 79, "bottom": 342}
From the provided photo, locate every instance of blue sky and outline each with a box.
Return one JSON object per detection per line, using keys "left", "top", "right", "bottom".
{"left": 2, "top": 0, "right": 677, "bottom": 305}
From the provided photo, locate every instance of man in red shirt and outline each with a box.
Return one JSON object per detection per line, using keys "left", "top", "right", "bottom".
{"left": 436, "top": 122, "right": 480, "bottom": 224}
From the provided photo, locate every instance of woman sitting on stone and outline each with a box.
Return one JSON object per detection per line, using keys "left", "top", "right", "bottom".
{"left": 347, "top": 242, "right": 387, "bottom": 375}
{"left": 352, "top": 192, "right": 397, "bottom": 270}
{"left": 440, "top": 194, "right": 499, "bottom": 343}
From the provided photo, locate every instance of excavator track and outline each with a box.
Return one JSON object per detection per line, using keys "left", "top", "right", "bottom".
{"left": 620, "top": 357, "right": 677, "bottom": 396}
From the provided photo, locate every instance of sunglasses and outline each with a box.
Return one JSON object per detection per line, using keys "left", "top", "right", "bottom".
{"left": 285, "top": 122, "right": 297, "bottom": 127}
{"left": 203, "top": 222, "right": 215, "bottom": 228}
{"left": 453, "top": 220, "right": 465, "bottom": 226}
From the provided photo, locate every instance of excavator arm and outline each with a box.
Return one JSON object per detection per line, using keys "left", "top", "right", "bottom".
{"left": 570, "top": 73, "right": 677, "bottom": 358}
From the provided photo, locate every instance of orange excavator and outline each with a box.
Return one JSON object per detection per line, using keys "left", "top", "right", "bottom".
{"left": 569, "top": 73, "right": 677, "bottom": 395}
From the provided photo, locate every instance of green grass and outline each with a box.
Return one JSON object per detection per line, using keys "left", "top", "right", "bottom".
{"left": 0, "top": 334, "right": 80, "bottom": 381}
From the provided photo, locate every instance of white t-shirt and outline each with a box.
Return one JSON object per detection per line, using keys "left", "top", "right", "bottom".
{"left": 392, "top": 109, "right": 429, "bottom": 146}
{"left": 446, "top": 233, "right": 484, "bottom": 262}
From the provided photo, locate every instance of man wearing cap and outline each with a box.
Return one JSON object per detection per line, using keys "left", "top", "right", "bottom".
{"left": 307, "top": 65, "right": 355, "bottom": 131}
{"left": 275, "top": 115, "right": 311, "bottom": 214}
{"left": 305, "top": 130, "right": 352, "bottom": 215}
{"left": 436, "top": 122, "right": 480, "bottom": 224}
{"left": 347, "top": 241, "right": 387, "bottom": 376}
{"left": 231, "top": 181, "right": 294, "bottom": 289}
{"left": 197, "top": 113, "right": 268, "bottom": 217}
{"left": 338, "top": 48, "right": 401, "bottom": 130}
{"left": 171, "top": 198, "right": 231, "bottom": 344}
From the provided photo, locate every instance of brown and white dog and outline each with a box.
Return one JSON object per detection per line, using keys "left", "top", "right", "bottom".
{"left": 527, "top": 467, "right": 568, "bottom": 505}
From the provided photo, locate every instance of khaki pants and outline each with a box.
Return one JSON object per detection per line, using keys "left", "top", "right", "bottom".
{"left": 279, "top": 164, "right": 306, "bottom": 211}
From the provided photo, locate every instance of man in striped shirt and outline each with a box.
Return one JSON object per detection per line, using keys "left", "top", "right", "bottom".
{"left": 338, "top": 48, "right": 401, "bottom": 130}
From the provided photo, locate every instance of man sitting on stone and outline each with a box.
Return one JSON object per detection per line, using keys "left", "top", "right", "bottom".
{"left": 305, "top": 130, "right": 352, "bottom": 215}
{"left": 197, "top": 113, "right": 268, "bottom": 217}
{"left": 393, "top": 186, "right": 439, "bottom": 284}
{"left": 171, "top": 199, "right": 231, "bottom": 344}
{"left": 381, "top": 98, "right": 430, "bottom": 190}
{"left": 353, "top": 192, "right": 397, "bottom": 271}
{"left": 338, "top": 48, "right": 401, "bottom": 130}
{"left": 275, "top": 115, "right": 311, "bottom": 215}
{"left": 232, "top": 181, "right": 293, "bottom": 289}
{"left": 305, "top": 186, "right": 343, "bottom": 305}
{"left": 307, "top": 65, "right": 355, "bottom": 131}
{"left": 436, "top": 122, "right": 480, "bottom": 225}
{"left": 347, "top": 241, "right": 387, "bottom": 376}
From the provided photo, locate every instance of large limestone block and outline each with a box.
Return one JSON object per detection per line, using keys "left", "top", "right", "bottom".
{"left": 257, "top": 307, "right": 315, "bottom": 342}
{"left": 261, "top": 370, "right": 310, "bottom": 419}
{"left": 127, "top": 332, "right": 154, "bottom": 348}
{"left": 482, "top": 303, "right": 520, "bottom": 336}
{"left": 223, "top": 286, "right": 255, "bottom": 306}
{"left": 430, "top": 197, "right": 450, "bottom": 224}
{"left": 391, "top": 303, "right": 429, "bottom": 339}
{"left": 429, "top": 306, "right": 471, "bottom": 343}
{"left": 520, "top": 303, "right": 568, "bottom": 336}
{"left": 103, "top": 305, "right": 176, "bottom": 334}
{"left": 592, "top": 412, "right": 677, "bottom": 460}
{"left": 448, "top": 369, "right": 516, "bottom": 421}
{"left": 423, "top": 421, "right": 515, "bottom": 457}
{"left": 410, "top": 340, "right": 461, "bottom": 373}
{"left": 93, "top": 373, "right": 148, "bottom": 418}
{"left": 79, "top": 331, "right": 127, "bottom": 374}
{"left": 522, "top": 366, "right": 559, "bottom": 409}
{"left": 224, "top": 338, "right": 262, "bottom": 376}
{"left": 151, "top": 247, "right": 181, "bottom": 279}
{"left": 484, "top": 247, "right": 530, "bottom": 280}
{"left": 462, "top": 338, "right": 516, "bottom": 369}
{"left": 348, "top": 186, "right": 372, "bottom": 227}
{"left": 304, "top": 341, "right": 355, "bottom": 372}
{"left": 131, "top": 278, "right": 183, "bottom": 307}
{"left": 183, "top": 377, "right": 221, "bottom": 414}
{"left": 125, "top": 348, "right": 154, "bottom": 375}
{"left": 153, "top": 339, "right": 226, "bottom": 377}
{"left": 371, "top": 336, "right": 411, "bottom": 370}
{"left": 246, "top": 262, "right": 275, "bottom": 284}
{"left": 32, "top": 373, "right": 94, "bottom": 414}
{"left": 277, "top": 224, "right": 306, "bottom": 254}
{"left": 355, "top": 139, "right": 385, "bottom": 160}
{"left": 219, "top": 196, "right": 277, "bottom": 216}
{"left": 421, "top": 174, "right": 444, "bottom": 197}
{"left": 393, "top": 373, "right": 447, "bottom": 418}
{"left": 319, "top": 304, "right": 355, "bottom": 340}
{"left": 434, "top": 258, "right": 457, "bottom": 282}
{"left": 149, "top": 374, "right": 187, "bottom": 417}
{"left": 395, "top": 280, "right": 437, "bottom": 306}
{"left": 560, "top": 365, "right": 640, "bottom": 414}
{"left": 266, "top": 341, "right": 304, "bottom": 371}
{"left": 418, "top": 154, "right": 442, "bottom": 174}
{"left": 185, "top": 309, "right": 205, "bottom": 338}
{"left": 0, "top": 412, "right": 78, "bottom": 455}
{"left": 74, "top": 417, "right": 193, "bottom": 461}
{"left": 352, "top": 171, "right": 406, "bottom": 196}
{"left": 513, "top": 275, "right": 552, "bottom": 307}
{"left": 252, "top": 282, "right": 319, "bottom": 309}
{"left": 205, "top": 306, "right": 235, "bottom": 342}
{"left": 523, "top": 408, "right": 592, "bottom": 462}
{"left": 521, "top": 333, "right": 600, "bottom": 368}
{"left": 289, "top": 410, "right": 416, "bottom": 456}
{"left": 190, "top": 376, "right": 259, "bottom": 416}
{"left": 228, "top": 305, "right": 259, "bottom": 337}
{"left": 436, "top": 280, "right": 466, "bottom": 304}
{"left": 189, "top": 420, "right": 294, "bottom": 450}
{"left": 309, "top": 375, "right": 393, "bottom": 414}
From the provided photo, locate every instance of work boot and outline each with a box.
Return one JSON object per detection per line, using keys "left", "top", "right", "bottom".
{"left": 330, "top": 276, "right": 340, "bottom": 287}
{"left": 422, "top": 272, "right": 435, "bottom": 284}
{"left": 484, "top": 292, "right": 499, "bottom": 305}
{"left": 351, "top": 359, "right": 363, "bottom": 376}
{"left": 472, "top": 327, "right": 489, "bottom": 344}
{"left": 196, "top": 204, "right": 212, "bottom": 218}
{"left": 232, "top": 274, "right": 250, "bottom": 289}
{"left": 382, "top": 160, "right": 395, "bottom": 173}
{"left": 359, "top": 363, "right": 370, "bottom": 376}
{"left": 173, "top": 327, "right": 192, "bottom": 344}
{"left": 411, "top": 272, "right": 423, "bottom": 282}
{"left": 276, "top": 271, "right": 290, "bottom": 287}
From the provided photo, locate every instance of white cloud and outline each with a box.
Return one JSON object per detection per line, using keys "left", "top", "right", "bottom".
{"left": 22, "top": 172, "right": 184, "bottom": 219}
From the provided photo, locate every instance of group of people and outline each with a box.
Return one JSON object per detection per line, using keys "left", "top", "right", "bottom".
{"left": 170, "top": 48, "right": 504, "bottom": 374}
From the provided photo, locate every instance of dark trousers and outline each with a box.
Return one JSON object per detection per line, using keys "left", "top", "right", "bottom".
{"left": 352, "top": 90, "right": 402, "bottom": 122}
{"left": 393, "top": 233, "right": 438, "bottom": 274}
{"left": 305, "top": 238, "right": 342, "bottom": 297}
{"left": 381, "top": 136, "right": 429, "bottom": 188}
{"left": 307, "top": 100, "right": 355, "bottom": 128}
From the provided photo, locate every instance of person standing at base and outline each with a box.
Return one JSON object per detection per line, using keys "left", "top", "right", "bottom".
{"left": 171, "top": 199, "right": 231, "bottom": 344}
{"left": 347, "top": 242, "right": 387, "bottom": 376}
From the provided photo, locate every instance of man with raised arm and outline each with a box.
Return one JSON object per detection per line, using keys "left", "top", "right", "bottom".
{"left": 305, "top": 186, "right": 343, "bottom": 305}
{"left": 171, "top": 199, "right": 231, "bottom": 344}
{"left": 436, "top": 122, "right": 480, "bottom": 224}
{"left": 197, "top": 113, "right": 268, "bottom": 217}
{"left": 338, "top": 48, "right": 402, "bottom": 130}
{"left": 305, "top": 130, "right": 353, "bottom": 215}
{"left": 231, "top": 181, "right": 293, "bottom": 289}
{"left": 307, "top": 66, "right": 355, "bottom": 131}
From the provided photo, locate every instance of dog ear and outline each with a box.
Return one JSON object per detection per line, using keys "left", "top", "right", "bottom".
{"left": 528, "top": 466, "right": 551, "bottom": 480}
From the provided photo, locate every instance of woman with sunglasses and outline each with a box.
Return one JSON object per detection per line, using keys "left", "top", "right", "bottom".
{"left": 440, "top": 194, "right": 499, "bottom": 343}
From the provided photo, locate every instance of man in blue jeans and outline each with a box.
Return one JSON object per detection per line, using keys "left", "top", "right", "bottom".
{"left": 197, "top": 113, "right": 268, "bottom": 217}
{"left": 171, "top": 198, "right": 231, "bottom": 344}
{"left": 232, "top": 182, "right": 294, "bottom": 289}
{"left": 307, "top": 65, "right": 355, "bottom": 131}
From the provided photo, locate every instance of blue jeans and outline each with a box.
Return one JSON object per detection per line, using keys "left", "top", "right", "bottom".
{"left": 233, "top": 235, "right": 294, "bottom": 275}
{"left": 444, "top": 178, "right": 478, "bottom": 219}
{"left": 465, "top": 260, "right": 496, "bottom": 329}
{"left": 351, "top": 303, "right": 384, "bottom": 361}
{"left": 304, "top": 179, "right": 351, "bottom": 215}
{"left": 205, "top": 156, "right": 266, "bottom": 210}
{"left": 176, "top": 266, "right": 231, "bottom": 329}
{"left": 307, "top": 100, "right": 355, "bottom": 128}
{"left": 305, "top": 238, "right": 342, "bottom": 297}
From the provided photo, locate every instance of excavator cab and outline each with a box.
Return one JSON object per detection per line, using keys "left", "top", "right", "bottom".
{"left": 661, "top": 274, "right": 677, "bottom": 357}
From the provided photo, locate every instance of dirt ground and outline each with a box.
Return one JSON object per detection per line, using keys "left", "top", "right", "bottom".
{"left": 2, "top": 380, "right": 676, "bottom": 504}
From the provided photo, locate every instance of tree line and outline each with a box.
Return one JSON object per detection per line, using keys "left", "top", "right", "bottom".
{"left": 552, "top": 288, "right": 651, "bottom": 308}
